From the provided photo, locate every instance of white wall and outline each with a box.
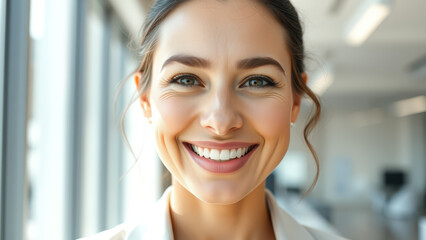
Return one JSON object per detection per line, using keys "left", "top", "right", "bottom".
{"left": 287, "top": 103, "right": 425, "bottom": 207}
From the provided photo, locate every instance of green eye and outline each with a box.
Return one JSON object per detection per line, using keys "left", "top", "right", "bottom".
{"left": 242, "top": 75, "right": 277, "bottom": 88}
{"left": 171, "top": 74, "right": 201, "bottom": 87}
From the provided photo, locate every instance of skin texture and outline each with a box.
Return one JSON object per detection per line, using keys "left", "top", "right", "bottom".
{"left": 137, "top": 0, "right": 306, "bottom": 239}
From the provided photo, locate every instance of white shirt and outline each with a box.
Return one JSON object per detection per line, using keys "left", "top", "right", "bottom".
{"left": 79, "top": 188, "right": 349, "bottom": 240}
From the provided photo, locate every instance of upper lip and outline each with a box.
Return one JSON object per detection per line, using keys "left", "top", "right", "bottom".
{"left": 184, "top": 141, "right": 257, "bottom": 149}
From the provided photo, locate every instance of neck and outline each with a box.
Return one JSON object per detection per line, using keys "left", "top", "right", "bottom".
{"left": 169, "top": 180, "right": 275, "bottom": 240}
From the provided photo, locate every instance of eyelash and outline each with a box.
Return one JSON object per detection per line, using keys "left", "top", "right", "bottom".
{"left": 169, "top": 74, "right": 202, "bottom": 87}
{"left": 169, "top": 74, "right": 278, "bottom": 88}
{"left": 240, "top": 75, "right": 277, "bottom": 88}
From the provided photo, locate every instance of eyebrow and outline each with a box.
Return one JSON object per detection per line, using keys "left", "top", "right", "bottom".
{"left": 161, "top": 54, "right": 210, "bottom": 70}
{"left": 161, "top": 54, "right": 285, "bottom": 75}
{"left": 237, "top": 57, "right": 285, "bottom": 75}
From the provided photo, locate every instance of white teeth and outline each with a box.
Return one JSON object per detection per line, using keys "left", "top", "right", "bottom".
{"left": 190, "top": 144, "right": 253, "bottom": 161}
{"left": 230, "top": 149, "right": 237, "bottom": 159}
{"left": 236, "top": 148, "right": 242, "bottom": 158}
{"left": 220, "top": 149, "right": 230, "bottom": 160}
{"left": 203, "top": 148, "right": 210, "bottom": 158}
{"left": 210, "top": 149, "right": 220, "bottom": 160}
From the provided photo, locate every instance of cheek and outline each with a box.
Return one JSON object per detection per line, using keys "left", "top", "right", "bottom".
{"left": 150, "top": 95, "right": 200, "bottom": 177}
{"left": 152, "top": 95, "right": 198, "bottom": 134}
{"left": 244, "top": 97, "right": 292, "bottom": 138}
{"left": 243, "top": 96, "right": 292, "bottom": 180}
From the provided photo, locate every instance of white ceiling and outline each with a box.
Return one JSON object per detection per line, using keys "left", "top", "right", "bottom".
{"left": 292, "top": 0, "right": 426, "bottom": 110}
{"left": 118, "top": 0, "right": 426, "bottom": 111}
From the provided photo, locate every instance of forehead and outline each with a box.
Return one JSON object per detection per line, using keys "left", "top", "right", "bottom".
{"left": 155, "top": 0, "right": 290, "bottom": 68}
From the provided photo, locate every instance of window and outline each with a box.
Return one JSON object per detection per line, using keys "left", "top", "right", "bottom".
{"left": 2, "top": 1, "right": 162, "bottom": 238}
{"left": 26, "top": 0, "right": 74, "bottom": 239}
{"left": 80, "top": 1, "right": 105, "bottom": 235}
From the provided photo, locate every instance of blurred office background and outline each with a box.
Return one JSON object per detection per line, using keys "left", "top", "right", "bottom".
{"left": 0, "top": 0, "right": 425, "bottom": 239}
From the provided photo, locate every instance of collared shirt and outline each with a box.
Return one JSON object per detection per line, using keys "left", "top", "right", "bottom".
{"left": 79, "top": 188, "right": 349, "bottom": 240}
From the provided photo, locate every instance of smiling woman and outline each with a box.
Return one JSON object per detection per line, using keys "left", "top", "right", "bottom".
{"left": 80, "top": 0, "right": 347, "bottom": 239}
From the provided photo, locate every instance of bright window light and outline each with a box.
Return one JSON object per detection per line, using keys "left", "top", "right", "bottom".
{"left": 391, "top": 96, "right": 426, "bottom": 117}
{"left": 345, "top": 0, "right": 391, "bottom": 46}
{"left": 30, "top": 0, "right": 45, "bottom": 40}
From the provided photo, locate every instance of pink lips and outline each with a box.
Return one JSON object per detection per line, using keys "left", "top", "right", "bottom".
{"left": 184, "top": 142, "right": 258, "bottom": 174}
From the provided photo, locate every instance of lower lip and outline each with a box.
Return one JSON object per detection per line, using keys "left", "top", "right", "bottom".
{"left": 184, "top": 143, "right": 257, "bottom": 174}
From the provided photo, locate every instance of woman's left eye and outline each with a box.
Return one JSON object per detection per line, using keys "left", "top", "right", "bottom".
{"left": 241, "top": 76, "right": 277, "bottom": 88}
{"left": 170, "top": 74, "right": 202, "bottom": 87}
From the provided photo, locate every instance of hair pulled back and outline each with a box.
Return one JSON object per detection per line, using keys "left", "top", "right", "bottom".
{"left": 127, "top": 0, "right": 321, "bottom": 196}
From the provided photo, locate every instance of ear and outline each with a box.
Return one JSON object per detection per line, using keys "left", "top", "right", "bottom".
{"left": 291, "top": 73, "right": 307, "bottom": 123}
{"left": 134, "top": 73, "right": 152, "bottom": 119}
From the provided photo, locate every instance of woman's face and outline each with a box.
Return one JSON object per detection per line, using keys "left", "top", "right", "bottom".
{"left": 141, "top": 0, "right": 302, "bottom": 204}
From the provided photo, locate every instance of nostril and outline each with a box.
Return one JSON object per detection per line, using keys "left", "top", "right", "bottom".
{"left": 229, "top": 126, "right": 241, "bottom": 132}
{"left": 200, "top": 104, "right": 243, "bottom": 135}
{"left": 201, "top": 120, "right": 243, "bottom": 135}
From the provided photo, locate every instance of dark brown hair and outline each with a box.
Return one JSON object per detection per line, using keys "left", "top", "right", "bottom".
{"left": 123, "top": 0, "right": 321, "bottom": 196}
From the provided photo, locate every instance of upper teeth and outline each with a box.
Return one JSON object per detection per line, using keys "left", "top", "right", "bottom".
{"left": 191, "top": 144, "right": 251, "bottom": 161}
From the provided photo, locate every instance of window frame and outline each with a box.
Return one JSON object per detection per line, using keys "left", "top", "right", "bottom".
{"left": 1, "top": 1, "right": 30, "bottom": 240}
{"left": 67, "top": 0, "right": 87, "bottom": 238}
{"left": 0, "top": 0, "right": 6, "bottom": 236}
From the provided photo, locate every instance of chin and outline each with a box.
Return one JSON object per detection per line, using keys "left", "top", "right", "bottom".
{"left": 189, "top": 181, "right": 252, "bottom": 205}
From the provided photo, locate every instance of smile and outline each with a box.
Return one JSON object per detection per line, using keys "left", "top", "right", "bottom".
{"left": 190, "top": 144, "right": 255, "bottom": 161}
{"left": 183, "top": 142, "right": 258, "bottom": 174}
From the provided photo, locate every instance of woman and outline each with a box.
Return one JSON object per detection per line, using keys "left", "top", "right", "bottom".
{"left": 82, "top": 0, "right": 348, "bottom": 239}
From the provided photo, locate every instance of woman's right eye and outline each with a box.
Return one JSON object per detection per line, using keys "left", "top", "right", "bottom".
{"left": 170, "top": 74, "right": 202, "bottom": 87}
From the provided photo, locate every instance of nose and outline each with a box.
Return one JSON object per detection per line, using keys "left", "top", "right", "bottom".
{"left": 200, "top": 88, "right": 243, "bottom": 136}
